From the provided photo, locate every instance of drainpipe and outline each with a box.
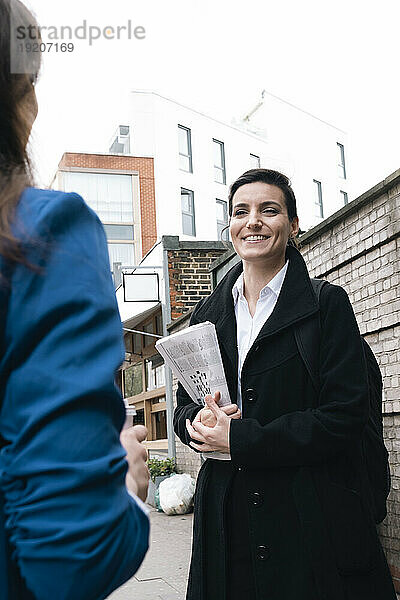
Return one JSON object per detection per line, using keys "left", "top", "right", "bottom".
{"left": 161, "top": 244, "right": 176, "bottom": 460}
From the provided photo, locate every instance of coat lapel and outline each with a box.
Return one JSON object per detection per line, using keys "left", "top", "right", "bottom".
{"left": 194, "top": 246, "right": 319, "bottom": 400}
{"left": 253, "top": 245, "right": 319, "bottom": 343}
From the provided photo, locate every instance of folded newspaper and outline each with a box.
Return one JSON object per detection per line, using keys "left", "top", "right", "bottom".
{"left": 155, "top": 321, "right": 232, "bottom": 461}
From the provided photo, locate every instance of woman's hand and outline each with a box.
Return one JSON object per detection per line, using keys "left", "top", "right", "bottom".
{"left": 120, "top": 425, "right": 150, "bottom": 502}
{"left": 195, "top": 393, "right": 241, "bottom": 428}
{"left": 186, "top": 394, "right": 236, "bottom": 454}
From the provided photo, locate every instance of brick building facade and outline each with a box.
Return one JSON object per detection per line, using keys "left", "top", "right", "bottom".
{"left": 299, "top": 168, "right": 400, "bottom": 591}
{"left": 163, "top": 237, "right": 229, "bottom": 321}
{"left": 57, "top": 152, "right": 157, "bottom": 257}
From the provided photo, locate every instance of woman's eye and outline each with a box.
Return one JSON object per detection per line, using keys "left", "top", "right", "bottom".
{"left": 233, "top": 207, "right": 278, "bottom": 216}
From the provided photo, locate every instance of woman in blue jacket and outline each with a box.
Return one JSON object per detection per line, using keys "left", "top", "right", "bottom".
{"left": 0, "top": 1, "right": 149, "bottom": 598}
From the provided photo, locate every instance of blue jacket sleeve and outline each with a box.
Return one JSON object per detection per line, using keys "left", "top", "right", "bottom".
{"left": 0, "top": 191, "right": 149, "bottom": 600}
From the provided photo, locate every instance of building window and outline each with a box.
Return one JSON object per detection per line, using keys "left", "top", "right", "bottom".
{"left": 181, "top": 188, "right": 196, "bottom": 236}
{"left": 178, "top": 125, "right": 193, "bottom": 172}
{"left": 250, "top": 153, "right": 260, "bottom": 169}
{"left": 103, "top": 224, "right": 134, "bottom": 240}
{"left": 313, "top": 179, "right": 324, "bottom": 218}
{"left": 61, "top": 171, "right": 137, "bottom": 268}
{"left": 123, "top": 362, "right": 143, "bottom": 398}
{"left": 143, "top": 320, "right": 154, "bottom": 348}
{"left": 132, "top": 409, "right": 145, "bottom": 426}
{"left": 108, "top": 244, "right": 135, "bottom": 268}
{"left": 153, "top": 408, "right": 167, "bottom": 439}
{"left": 340, "top": 190, "right": 348, "bottom": 205}
{"left": 213, "top": 139, "right": 226, "bottom": 184}
{"left": 109, "top": 125, "right": 130, "bottom": 155}
{"left": 124, "top": 333, "right": 133, "bottom": 354}
{"left": 146, "top": 355, "right": 165, "bottom": 392}
{"left": 155, "top": 313, "right": 163, "bottom": 336}
{"left": 216, "top": 199, "right": 229, "bottom": 241}
{"left": 133, "top": 332, "right": 142, "bottom": 355}
{"left": 337, "top": 143, "right": 346, "bottom": 179}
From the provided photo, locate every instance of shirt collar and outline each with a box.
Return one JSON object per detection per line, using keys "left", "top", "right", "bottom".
{"left": 232, "top": 260, "right": 289, "bottom": 305}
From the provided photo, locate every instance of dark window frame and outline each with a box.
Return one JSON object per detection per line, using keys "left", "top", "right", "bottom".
{"left": 313, "top": 179, "right": 324, "bottom": 218}
{"left": 178, "top": 125, "right": 193, "bottom": 173}
{"left": 213, "top": 138, "right": 226, "bottom": 184}
{"left": 181, "top": 188, "right": 196, "bottom": 236}
{"left": 337, "top": 142, "right": 347, "bottom": 179}
{"left": 250, "top": 153, "right": 261, "bottom": 168}
{"left": 216, "top": 198, "right": 229, "bottom": 241}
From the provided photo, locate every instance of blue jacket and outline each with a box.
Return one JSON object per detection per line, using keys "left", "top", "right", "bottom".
{"left": 0, "top": 188, "right": 149, "bottom": 599}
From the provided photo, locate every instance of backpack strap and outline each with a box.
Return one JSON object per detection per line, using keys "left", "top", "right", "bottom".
{"left": 293, "top": 279, "right": 328, "bottom": 399}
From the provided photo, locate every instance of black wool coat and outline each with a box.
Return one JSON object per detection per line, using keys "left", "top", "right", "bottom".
{"left": 173, "top": 246, "right": 396, "bottom": 600}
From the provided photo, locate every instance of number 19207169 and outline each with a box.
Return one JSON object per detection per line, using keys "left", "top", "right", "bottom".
{"left": 19, "top": 42, "right": 74, "bottom": 53}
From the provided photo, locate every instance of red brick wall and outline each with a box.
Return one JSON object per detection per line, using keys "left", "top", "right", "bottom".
{"left": 59, "top": 153, "right": 157, "bottom": 257}
{"left": 168, "top": 249, "right": 227, "bottom": 320}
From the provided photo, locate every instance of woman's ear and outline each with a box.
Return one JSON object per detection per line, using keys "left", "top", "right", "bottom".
{"left": 290, "top": 216, "right": 300, "bottom": 238}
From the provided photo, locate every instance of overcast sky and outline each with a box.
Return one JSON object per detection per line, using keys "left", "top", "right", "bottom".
{"left": 26, "top": 0, "right": 400, "bottom": 200}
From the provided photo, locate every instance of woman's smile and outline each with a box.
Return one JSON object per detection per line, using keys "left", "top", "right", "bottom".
{"left": 242, "top": 235, "right": 271, "bottom": 243}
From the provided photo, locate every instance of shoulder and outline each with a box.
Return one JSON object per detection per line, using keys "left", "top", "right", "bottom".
{"left": 190, "top": 260, "right": 242, "bottom": 324}
{"left": 318, "top": 280, "right": 358, "bottom": 327}
{"left": 13, "top": 188, "right": 111, "bottom": 280}
{"left": 16, "top": 187, "right": 101, "bottom": 239}
{"left": 189, "top": 296, "right": 208, "bottom": 325}
{"left": 319, "top": 280, "right": 352, "bottom": 307}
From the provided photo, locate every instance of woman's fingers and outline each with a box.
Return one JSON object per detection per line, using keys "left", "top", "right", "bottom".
{"left": 186, "top": 419, "right": 207, "bottom": 442}
{"left": 204, "top": 394, "right": 224, "bottom": 419}
{"left": 189, "top": 441, "right": 219, "bottom": 452}
{"left": 231, "top": 409, "right": 241, "bottom": 419}
{"left": 191, "top": 418, "right": 216, "bottom": 438}
{"left": 221, "top": 403, "right": 238, "bottom": 415}
{"left": 193, "top": 407, "right": 207, "bottom": 424}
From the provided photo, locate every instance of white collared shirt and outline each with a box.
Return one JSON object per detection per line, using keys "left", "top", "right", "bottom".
{"left": 232, "top": 261, "right": 289, "bottom": 413}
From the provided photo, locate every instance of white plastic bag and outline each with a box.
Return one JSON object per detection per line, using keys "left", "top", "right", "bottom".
{"left": 159, "top": 473, "right": 195, "bottom": 515}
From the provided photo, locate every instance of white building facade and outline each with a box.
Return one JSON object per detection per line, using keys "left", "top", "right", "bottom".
{"left": 124, "top": 89, "right": 350, "bottom": 237}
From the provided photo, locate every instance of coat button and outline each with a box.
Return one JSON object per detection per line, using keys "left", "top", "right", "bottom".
{"left": 250, "top": 491, "right": 263, "bottom": 507}
{"left": 256, "top": 545, "right": 270, "bottom": 560}
{"left": 244, "top": 388, "right": 257, "bottom": 403}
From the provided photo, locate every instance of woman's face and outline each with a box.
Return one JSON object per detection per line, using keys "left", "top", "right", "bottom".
{"left": 229, "top": 182, "right": 299, "bottom": 265}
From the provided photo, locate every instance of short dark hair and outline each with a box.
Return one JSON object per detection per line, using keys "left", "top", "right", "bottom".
{"left": 228, "top": 168, "right": 298, "bottom": 221}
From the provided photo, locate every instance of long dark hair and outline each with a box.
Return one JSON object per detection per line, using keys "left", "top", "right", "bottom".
{"left": 0, "top": 0, "right": 41, "bottom": 264}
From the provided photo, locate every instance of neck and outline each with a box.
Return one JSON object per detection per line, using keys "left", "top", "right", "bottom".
{"left": 242, "top": 254, "right": 286, "bottom": 302}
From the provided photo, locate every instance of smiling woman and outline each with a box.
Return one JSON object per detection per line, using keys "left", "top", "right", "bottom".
{"left": 174, "top": 169, "right": 396, "bottom": 600}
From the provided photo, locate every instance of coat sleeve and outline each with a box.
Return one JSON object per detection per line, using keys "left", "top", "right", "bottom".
{"left": 0, "top": 192, "right": 149, "bottom": 600}
{"left": 173, "top": 299, "right": 205, "bottom": 449}
{"left": 230, "top": 284, "right": 370, "bottom": 468}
